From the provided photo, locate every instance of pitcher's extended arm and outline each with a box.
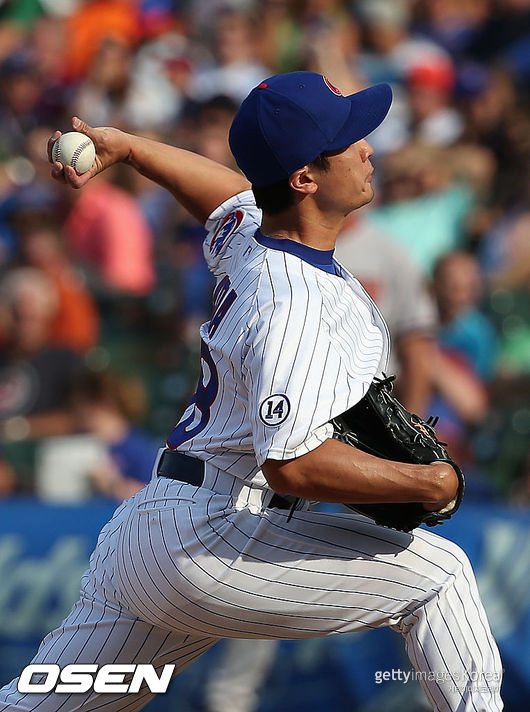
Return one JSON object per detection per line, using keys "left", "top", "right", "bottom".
{"left": 48, "top": 117, "right": 250, "bottom": 225}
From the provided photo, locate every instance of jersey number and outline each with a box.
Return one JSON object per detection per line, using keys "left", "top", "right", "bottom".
{"left": 167, "top": 339, "right": 219, "bottom": 447}
{"left": 208, "top": 275, "right": 237, "bottom": 337}
{"left": 167, "top": 276, "right": 238, "bottom": 447}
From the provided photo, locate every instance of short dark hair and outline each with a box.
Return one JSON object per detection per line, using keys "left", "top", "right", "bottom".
{"left": 252, "top": 153, "right": 331, "bottom": 216}
{"left": 69, "top": 369, "right": 147, "bottom": 422}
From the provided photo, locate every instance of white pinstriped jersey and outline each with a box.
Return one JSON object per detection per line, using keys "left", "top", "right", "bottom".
{"left": 167, "top": 190, "right": 390, "bottom": 485}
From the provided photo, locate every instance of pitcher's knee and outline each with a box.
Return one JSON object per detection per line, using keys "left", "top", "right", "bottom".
{"left": 440, "top": 536, "right": 472, "bottom": 571}
{"left": 416, "top": 530, "right": 475, "bottom": 593}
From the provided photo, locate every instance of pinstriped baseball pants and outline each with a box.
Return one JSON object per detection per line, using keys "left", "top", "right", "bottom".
{"left": 0, "top": 475, "right": 503, "bottom": 712}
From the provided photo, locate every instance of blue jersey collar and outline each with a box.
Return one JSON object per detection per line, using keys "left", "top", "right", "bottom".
{"left": 254, "top": 229, "right": 337, "bottom": 274}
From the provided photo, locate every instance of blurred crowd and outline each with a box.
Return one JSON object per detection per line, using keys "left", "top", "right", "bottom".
{"left": 0, "top": 0, "right": 529, "bottom": 505}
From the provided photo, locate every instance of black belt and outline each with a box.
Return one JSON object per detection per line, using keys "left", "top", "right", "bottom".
{"left": 157, "top": 449, "right": 205, "bottom": 486}
{"left": 156, "top": 449, "right": 293, "bottom": 511}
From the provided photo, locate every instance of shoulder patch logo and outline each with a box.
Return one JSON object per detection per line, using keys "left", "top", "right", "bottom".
{"left": 259, "top": 394, "right": 291, "bottom": 426}
{"left": 211, "top": 209, "right": 244, "bottom": 256}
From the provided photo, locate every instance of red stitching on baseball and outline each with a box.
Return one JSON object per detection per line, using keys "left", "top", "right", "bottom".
{"left": 70, "top": 138, "right": 92, "bottom": 170}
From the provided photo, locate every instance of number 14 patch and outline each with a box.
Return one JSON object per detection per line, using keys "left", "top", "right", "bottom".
{"left": 259, "top": 394, "right": 291, "bottom": 426}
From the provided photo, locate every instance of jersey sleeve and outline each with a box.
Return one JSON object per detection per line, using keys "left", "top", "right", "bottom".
{"left": 242, "top": 253, "right": 374, "bottom": 467}
{"left": 203, "top": 190, "right": 262, "bottom": 277}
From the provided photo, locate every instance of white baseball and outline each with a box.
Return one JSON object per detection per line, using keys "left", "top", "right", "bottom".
{"left": 51, "top": 132, "right": 96, "bottom": 175}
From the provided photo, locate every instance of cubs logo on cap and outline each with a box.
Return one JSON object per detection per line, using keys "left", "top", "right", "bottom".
{"left": 323, "top": 76, "right": 342, "bottom": 95}
{"left": 229, "top": 71, "right": 392, "bottom": 187}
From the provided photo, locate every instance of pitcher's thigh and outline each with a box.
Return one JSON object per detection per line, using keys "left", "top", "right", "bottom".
{"left": 0, "top": 593, "right": 217, "bottom": 712}
{"left": 117, "top": 503, "right": 471, "bottom": 639}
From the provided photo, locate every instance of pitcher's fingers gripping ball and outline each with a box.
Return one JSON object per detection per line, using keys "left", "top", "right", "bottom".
{"left": 51, "top": 132, "right": 96, "bottom": 174}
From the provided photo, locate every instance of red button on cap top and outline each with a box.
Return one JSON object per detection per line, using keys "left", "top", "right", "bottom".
{"left": 258, "top": 83, "right": 268, "bottom": 89}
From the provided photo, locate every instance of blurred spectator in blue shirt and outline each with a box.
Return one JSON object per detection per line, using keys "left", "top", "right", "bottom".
{"left": 69, "top": 369, "right": 158, "bottom": 501}
{"left": 434, "top": 250, "right": 498, "bottom": 381}
{"left": 429, "top": 251, "right": 498, "bottom": 493}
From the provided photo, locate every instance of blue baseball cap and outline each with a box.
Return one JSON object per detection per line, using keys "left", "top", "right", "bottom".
{"left": 229, "top": 72, "right": 392, "bottom": 187}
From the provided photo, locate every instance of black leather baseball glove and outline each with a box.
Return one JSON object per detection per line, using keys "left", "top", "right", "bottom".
{"left": 331, "top": 376, "right": 465, "bottom": 532}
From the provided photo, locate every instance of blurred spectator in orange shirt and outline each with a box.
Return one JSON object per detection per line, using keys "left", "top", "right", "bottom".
{"left": 0, "top": 451, "right": 15, "bottom": 497}
{"left": 64, "top": 0, "right": 141, "bottom": 81}
{"left": 5, "top": 181, "right": 99, "bottom": 353}
{"left": 19, "top": 226, "right": 100, "bottom": 353}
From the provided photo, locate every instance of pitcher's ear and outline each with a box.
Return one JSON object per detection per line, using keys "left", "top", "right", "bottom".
{"left": 288, "top": 165, "right": 318, "bottom": 196}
